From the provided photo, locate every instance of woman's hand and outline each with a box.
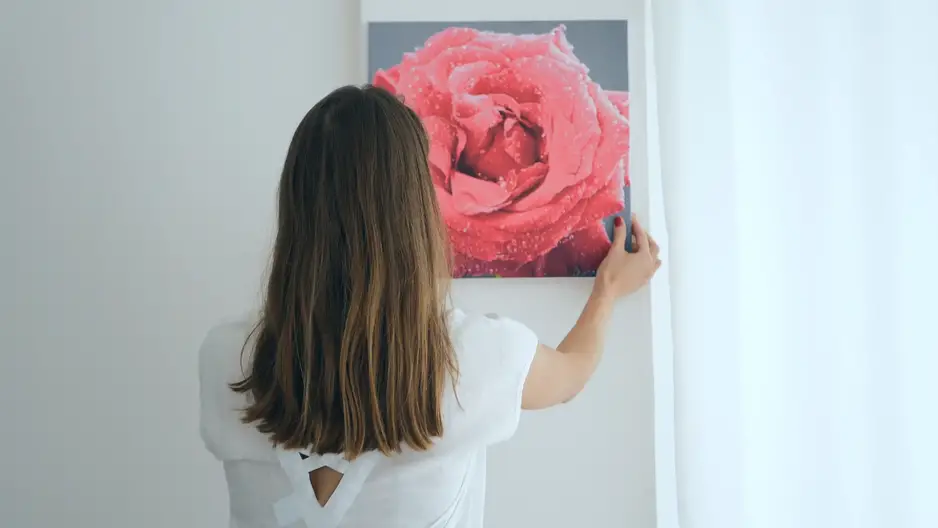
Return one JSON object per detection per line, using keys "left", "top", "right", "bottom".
{"left": 594, "top": 215, "right": 661, "bottom": 301}
{"left": 521, "top": 215, "right": 661, "bottom": 410}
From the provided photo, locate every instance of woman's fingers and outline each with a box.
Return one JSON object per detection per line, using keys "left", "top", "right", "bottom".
{"left": 648, "top": 234, "right": 660, "bottom": 259}
{"left": 629, "top": 215, "right": 661, "bottom": 273}
{"left": 632, "top": 216, "right": 650, "bottom": 253}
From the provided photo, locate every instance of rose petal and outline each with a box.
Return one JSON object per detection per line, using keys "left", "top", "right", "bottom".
{"left": 607, "top": 91, "right": 630, "bottom": 120}
{"left": 499, "top": 117, "right": 538, "bottom": 166}
{"left": 431, "top": 166, "right": 450, "bottom": 191}
{"left": 469, "top": 118, "right": 539, "bottom": 180}
{"left": 446, "top": 161, "right": 623, "bottom": 263}
{"left": 469, "top": 68, "right": 542, "bottom": 105}
{"left": 475, "top": 25, "right": 584, "bottom": 69}
{"left": 419, "top": 27, "right": 482, "bottom": 63}
{"left": 549, "top": 26, "right": 578, "bottom": 60}
{"left": 447, "top": 61, "right": 501, "bottom": 95}
{"left": 433, "top": 48, "right": 508, "bottom": 91}
{"left": 519, "top": 102, "right": 549, "bottom": 160}
{"left": 587, "top": 163, "right": 628, "bottom": 218}
{"left": 450, "top": 171, "right": 511, "bottom": 215}
{"left": 424, "top": 116, "right": 464, "bottom": 190}
{"left": 505, "top": 163, "right": 549, "bottom": 201}
{"left": 583, "top": 85, "right": 630, "bottom": 192}
{"left": 605, "top": 91, "right": 631, "bottom": 186}
{"left": 542, "top": 221, "right": 612, "bottom": 276}
{"left": 435, "top": 185, "right": 457, "bottom": 220}
{"left": 446, "top": 187, "right": 594, "bottom": 261}
{"left": 497, "top": 56, "right": 601, "bottom": 210}
{"left": 373, "top": 68, "right": 400, "bottom": 93}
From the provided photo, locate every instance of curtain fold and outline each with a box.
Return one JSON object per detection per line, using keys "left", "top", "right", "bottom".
{"left": 649, "top": 1, "right": 938, "bottom": 527}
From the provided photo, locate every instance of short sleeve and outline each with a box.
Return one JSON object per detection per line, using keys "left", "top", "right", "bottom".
{"left": 438, "top": 310, "right": 540, "bottom": 451}
{"left": 198, "top": 321, "right": 275, "bottom": 462}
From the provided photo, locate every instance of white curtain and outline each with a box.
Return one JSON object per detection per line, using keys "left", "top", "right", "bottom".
{"left": 647, "top": 1, "right": 938, "bottom": 527}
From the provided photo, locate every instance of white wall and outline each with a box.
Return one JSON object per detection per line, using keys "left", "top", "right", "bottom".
{"left": 0, "top": 0, "right": 655, "bottom": 526}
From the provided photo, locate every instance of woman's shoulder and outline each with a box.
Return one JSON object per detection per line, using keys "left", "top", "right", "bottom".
{"left": 198, "top": 317, "right": 255, "bottom": 376}
{"left": 446, "top": 308, "right": 540, "bottom": 396}
{"left": 448, "top": 308, "right": 533, "bottom": 337}
{"left": 448, "top": 308, "right": 538, "bottom": 360}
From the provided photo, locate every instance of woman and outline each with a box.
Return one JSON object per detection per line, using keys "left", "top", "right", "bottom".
{"left": 199, "top": 85, "right": 661, "bottom": 528}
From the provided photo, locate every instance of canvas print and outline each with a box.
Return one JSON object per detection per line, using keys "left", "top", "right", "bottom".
{"left": 368, "top": 21, "right": 631, "bottom": 278}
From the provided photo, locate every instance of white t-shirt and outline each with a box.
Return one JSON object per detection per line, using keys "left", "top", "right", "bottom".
{"left": 199, "top": 309, "right": 539, "bottom": 528}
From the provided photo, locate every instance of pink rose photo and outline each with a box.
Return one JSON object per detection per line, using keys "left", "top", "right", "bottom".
{"left": 368, "top": 21, "right": 631, "bottom": 278}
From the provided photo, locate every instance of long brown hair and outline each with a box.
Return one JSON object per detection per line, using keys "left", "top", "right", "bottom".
{"left": 231, "top": 85, "right": 457, "bottom": 459}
